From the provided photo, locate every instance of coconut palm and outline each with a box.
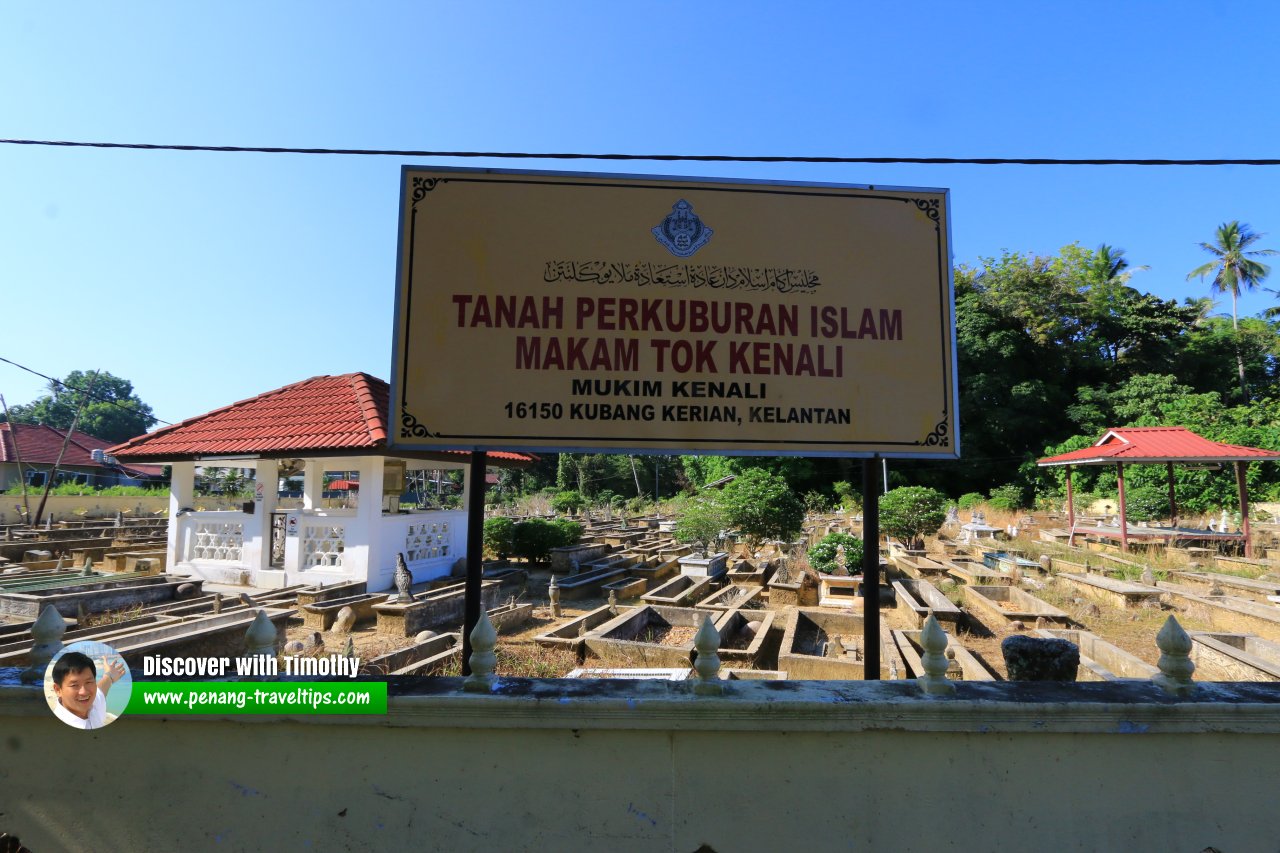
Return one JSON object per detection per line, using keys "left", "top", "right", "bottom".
{"left": 1187, "top": 221, "right": 1278, "bottom": 400}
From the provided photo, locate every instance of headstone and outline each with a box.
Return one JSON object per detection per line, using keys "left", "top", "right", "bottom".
{"left": 1001, "top": 635, "right": 1080, "bottom": 681}
{"left": 343, "top": 636, "right": 355, "bottom": 660}
{"left": 548, "top": 574, "right": 562, "bottom": 617}
{"left": 212, "top": 594, "right": 222, "bottom": 614}
{"left": 1141, "top": 568, "right": 1156, "bottom": 586}
{"left": 175, "top": 583, "right": 197, "bottom": 600}
{"left": 332, "top": 606, "right": 357, "bottom": 633}
{"left": 284, "top": 640, "right": 306, "bottom": 654}
{"left": 393, "top": 552, "right": 414, "bottom": 603}
{"left": 414, "top": 630, "right": 438, "bottom": 643}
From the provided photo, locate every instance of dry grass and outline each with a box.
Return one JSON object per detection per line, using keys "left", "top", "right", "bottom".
{"left": 81, "top": 602, "right": 145, "bottom": 627}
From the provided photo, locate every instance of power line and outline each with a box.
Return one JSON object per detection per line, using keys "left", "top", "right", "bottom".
{"left": 3, "top": 138, "right": 1280, "bottom": 166}
{"left": 0, "top": 355, "right": 172, "bottom": 426}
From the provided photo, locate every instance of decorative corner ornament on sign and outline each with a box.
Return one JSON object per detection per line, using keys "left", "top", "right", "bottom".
{"left": 652, "top": 199, "right": 713, "bottom": 257}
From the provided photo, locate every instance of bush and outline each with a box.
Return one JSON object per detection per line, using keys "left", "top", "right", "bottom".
{"left": 511, "top": 519, "right": 565, "bottom": 563}
{"left": 482, "top": 517, "right": 514, "bottom": 559}
{"left": 957, "top": 492, "right": 985, "bottom": 510}
{"left": 718, "top": 469, "right": 805, "bottom": 551}
{"left": 551, "top": 518, "right": 583, "bottom": 548}
{"left": 673, "top": 494, "right": 728, "bottom": 557}
{"left": 987, "top": 484, "right": 1025, "bottom": 512}
{"left": 879, "top": 486, "right": 948, "bottom": 550}
{"left": 550, "top": 490, "right": 585, "bottom": 515}
{"left": 832, "top": 481, "right": 857, "bottom": 511}
{"left": 803, "top": 490, "right": 833, "bottom": 514}
{"left": 807, "top": 532, "right": 865, "bottom": 575}
{"left": 1123, "top": 484, "right": 1169, "bottom": 522}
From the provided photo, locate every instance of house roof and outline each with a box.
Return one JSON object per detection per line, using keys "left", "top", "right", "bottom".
{"left": 0, "top": 422, "right": 165, "bottom": 478}
{"left": 1037, "top": 426, "right": 1280, "bottom": 467}
{"left": 108, "top": 373, "right": 537, "bottom": 468}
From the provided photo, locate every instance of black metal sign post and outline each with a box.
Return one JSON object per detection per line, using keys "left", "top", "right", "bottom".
{"left": 461, "top": 451, "right": 486, "bottom": 675}
{"left": 862, "top": 457, "right": 880, "bottom": 679}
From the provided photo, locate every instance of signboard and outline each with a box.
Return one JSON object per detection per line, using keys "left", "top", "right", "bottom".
{"left": 390, "top": 167, "right": 957, "bottom": 458}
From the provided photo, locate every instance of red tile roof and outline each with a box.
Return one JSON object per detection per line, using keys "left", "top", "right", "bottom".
{"left": 1038, "top": 426, "right": 1280, "bottom": 466}
{"left": 109, "top": 373, "right": 536, "bottom": 467}
{"left": 0, "top": 422, "right": 165, "bottom": 478}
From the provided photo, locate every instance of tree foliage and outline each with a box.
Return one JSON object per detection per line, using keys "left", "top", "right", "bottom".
{"left": 807, "top": 532, "right": 864, "bottom": 576}
{"left": 2, "top": 370, "right": 156, "bottom": 444}
{"left": 717, "top": 468, "right": 804, "bottom": 551}
{"left": 879, "top": 486, "right": 948, "bottom": 550}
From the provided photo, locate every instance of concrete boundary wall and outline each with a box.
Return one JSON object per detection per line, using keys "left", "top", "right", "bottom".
{"left": 3, "top": 676, "right": 1278, "bottom": 851}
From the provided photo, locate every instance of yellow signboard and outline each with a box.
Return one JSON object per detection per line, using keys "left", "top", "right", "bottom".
{"left": 390, "top": 168, "right": 957, "bottom": 458}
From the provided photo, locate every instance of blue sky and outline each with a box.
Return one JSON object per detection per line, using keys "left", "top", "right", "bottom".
{"left": 3, "top": 2, "right": 1280, "bottom": 429}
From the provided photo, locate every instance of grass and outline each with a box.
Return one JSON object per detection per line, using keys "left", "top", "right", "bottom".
{"left": 81, "top": 602, "right": 145, "bottom": 627}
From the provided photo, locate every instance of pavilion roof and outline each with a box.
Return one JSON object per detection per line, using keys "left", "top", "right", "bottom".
{"left": 1037, "top": 426, "right": 1280, "bottom": 467}
{"left": 108, "top": 373, "right": 537, "bottom": 468}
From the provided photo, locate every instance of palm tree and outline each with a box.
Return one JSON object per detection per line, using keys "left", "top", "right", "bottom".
{"left": 1187, "top": 221, "right": 1278, "bottom": 400}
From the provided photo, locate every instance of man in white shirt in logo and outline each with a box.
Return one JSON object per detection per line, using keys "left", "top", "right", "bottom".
{"left": 50, "top": 650, "right": 125, "bottom": 730}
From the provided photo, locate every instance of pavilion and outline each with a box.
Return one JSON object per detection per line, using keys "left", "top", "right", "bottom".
{"left": 1037, "top": 426, "right": 1280, "bottom": 557}
{"left": 109, "top": 373, "right": 534, "bottom": 591}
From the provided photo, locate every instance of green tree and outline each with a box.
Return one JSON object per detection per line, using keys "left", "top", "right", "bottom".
{"left": 807, "top": 532, "right": 864, "bottom": 576}
{"left": 1187, "top": 221, "right": 1278, "bottom": 401}
{"left": 550, "top": 490, "right": 586, "bottom": 515}
{"left": 483, "top": 517, "right": 515, "bottom": 559}
{"left": 2, "top": 370, "right": 156, "bottom": 444}
{"left": 717, "top": 468, "right": 804, "bottom": 552}
{"left": 879, "top": 486, "right": 948, "bottom": 550}
{"left": 673, "top": 493, "right": 728, "bottom": 557}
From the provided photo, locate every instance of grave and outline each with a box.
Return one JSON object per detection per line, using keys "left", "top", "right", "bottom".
{"left": 942, "top": 558, "right": 1012, "bottom": 586}
{"left": 1057, "top": 573, "right": 1163, "bottom": 609}
{"left": 18, "top": 607, "right": 293, "bottom": 667}
{"left": 0, "top": 575, "right": 202, "bottom": 619}
{"left": 641, "top": 574, "right": 715, "bottom": 607}
{"left": 890, "top": 554, "right": 952, "bottom": 581}
{"left": 725, "top": 558, "right": 771, "bottom": 586}
{"left": 487, "top": 600, "right": 534, "bottom": 632}
{"left": 1172, "top": 571, "right": 1280, "bottom": 599}
{"left": 816, "top": 573, "right": 862, "bottom": 608}
{"left": 601, "top": 576, "right": 648, "bottom": 600}
{"left": 550, "top": 543, "right": 613, "bottom": 574}
{"left": 1189, "top": 632, "right": 1280, "bottom": 682}
{"left": 553, "top": 565, "right": 629, "bottom": 600}
{"left": 962, "top": 585, "right": 1070, "bottom": 627}
{"left": 564, "top": 667, "right": 691, "bottom": 680}
{"left": 373, "top": 579, "right": 501, "bottom": 636}
{"left": 1155, "top": 582, "right": 1280, "bottom": 642}
{"left": 583, "top": 605, "right": 709, "bottom": 668}
{"left": 891, "top": 578, "right": 963, "bottom": 630}
{"left": 534, "top": 604, "right": 629, "bottom": 659}
{"left": 695, "top": 583, "right": 765, "bottom": 613}
{"left": 1215, "top": 553, "right": 1275, "bottom": 574}
{"left": 622, "top": 555, "right": 680, "bottom": 588}
{"left": 300, "top": 592, "right": 385, "bottom": 631}
{"left": 719, "top": 668, "right": 788, "bottom": 680}
{"left": 777, "top": 608, "right": 900, "bottom": 679}
{"left": 678, "top": 552, "right": 729, "bottom": 579}
{"left": 361, "top": 632, "right": 461, "bottom": 675}
{"left": 709, "top": 608, "right": 775, "bottom": 667}
{"left": 295, "top": 579, "right": 369, "bottom": 607}
{"left": 1033, "top": 628, "right": 1158, "bottom": 680}
{"left": 892, "top": 629, "right": 994, "bottom": 681}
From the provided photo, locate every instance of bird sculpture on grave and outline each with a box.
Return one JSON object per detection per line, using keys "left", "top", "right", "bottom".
{"left": 394, "top": 552, "right": 414, "bottom": 603}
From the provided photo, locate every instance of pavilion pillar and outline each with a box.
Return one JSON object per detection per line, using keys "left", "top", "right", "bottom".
{"left": 1065, "top": 467, "right": 1075, "bottom": 545}
{"left": 1236, "top": 461, "right": 1253, "bottom": 559}
{"left": 1167, "top": 462, "right": 1178, "bottom": 527}
{"left": 1116, "top": 462, "right": 1129, "bottom": 553}
{"left": 462, "top": 452, "right": 486, "bottom": 676}
{"left": 302, "top": 459, "right": 323, "bottom": 511}
{"left": 167, "top": 462, "right": 195, "bottom": 570}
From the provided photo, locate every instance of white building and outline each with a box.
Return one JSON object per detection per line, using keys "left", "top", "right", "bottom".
{"left": 109, "top": 373, "right": 534, "bottom": 591}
